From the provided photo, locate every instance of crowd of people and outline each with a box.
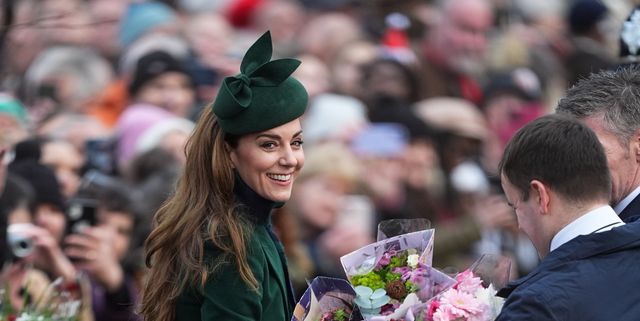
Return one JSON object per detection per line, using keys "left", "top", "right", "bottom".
{"left": 0, "top": 0, "right": 639, "bottom": 320}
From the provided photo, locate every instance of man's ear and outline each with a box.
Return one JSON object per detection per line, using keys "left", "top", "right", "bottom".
{"left": 632, "top": 129, "right": 640, "bottom": 164}
{"left": 530, "top": 179, "right": 550, "bottom": 214}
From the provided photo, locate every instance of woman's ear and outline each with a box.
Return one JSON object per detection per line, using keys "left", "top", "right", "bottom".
{"left": 224, "top": 143, "right": 236, "bottom": 169}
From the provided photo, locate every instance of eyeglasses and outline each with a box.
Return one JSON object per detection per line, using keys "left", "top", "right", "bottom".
{"left": 0, "top": 148, "right": 15, "bottom": 165}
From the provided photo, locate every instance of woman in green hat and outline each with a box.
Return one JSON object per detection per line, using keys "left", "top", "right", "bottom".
{"left": 140, "top": 31, "right": 308, "bottom": 321}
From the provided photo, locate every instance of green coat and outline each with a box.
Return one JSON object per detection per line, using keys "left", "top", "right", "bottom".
{"left": 175, "top": 222, "right": 293, "bottom": 321}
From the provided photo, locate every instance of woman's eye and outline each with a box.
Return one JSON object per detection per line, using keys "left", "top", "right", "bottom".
{"left": 292, "top": 140, "right": 304, "bottom": 147}
{"left": 261, "top": 142, "right": 277, "bottom": 149}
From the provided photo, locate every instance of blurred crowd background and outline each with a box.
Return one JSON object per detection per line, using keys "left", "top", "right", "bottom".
{"left": 0, "top": 0, "right": 639, "bottom": 319}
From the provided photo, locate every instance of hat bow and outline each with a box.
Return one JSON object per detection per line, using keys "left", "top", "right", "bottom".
{"left": 214, "top": 31, "right": 301, "bottom": 119}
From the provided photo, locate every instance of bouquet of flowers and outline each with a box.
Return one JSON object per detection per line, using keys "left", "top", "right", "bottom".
{"left": 340, "top": 220, "right": 456, "bottom": 320}
{"left": 1, "top": 275, "right": 83, "bottom": 321}
{"left": 292, "top": 276, "right": 356, "bottom": 321}
{"left": 407, "top": 254, "right": 511, "bottom": 321}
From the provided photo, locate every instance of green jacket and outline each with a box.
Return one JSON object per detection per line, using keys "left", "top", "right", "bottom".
{"left": 176, "top": 224, "right": 294, "bottom": 321}
{"left": 175, "top": 223, "right": 293, "bottom": 321}
{"left": 175, "top": 176, "right": 294, "bottom": 321}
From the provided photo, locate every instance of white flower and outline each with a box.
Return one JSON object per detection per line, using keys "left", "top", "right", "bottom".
{"left": 474, "top": 284, "right": 505, "bottom": 318}
{"left": 407, "top": 254, "right": 420, "bottom": 268}
{"left": 16, "top": 312, "right": 33, "bottom": 321}
{"left": 621, "top": 9, "right": 640, "bottom": 56}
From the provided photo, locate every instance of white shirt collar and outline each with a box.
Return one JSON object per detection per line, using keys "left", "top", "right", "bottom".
{"left": 550, "top": 205, "right": 625, "bottom": 252}
{"left": 613, "top": 185, "right": 640, "bottom": 215}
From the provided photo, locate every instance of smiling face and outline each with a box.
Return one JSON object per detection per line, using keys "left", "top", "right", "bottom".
{"left": 229, "top": 119, "right": 305, "bottom": 202}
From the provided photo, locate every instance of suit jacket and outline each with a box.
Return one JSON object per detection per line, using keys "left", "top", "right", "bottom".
{"left": 619, "top": 193, "right": 640, "bottom": 223}
{"left": 496, "top": 221, "right": 640, "bottom": 321}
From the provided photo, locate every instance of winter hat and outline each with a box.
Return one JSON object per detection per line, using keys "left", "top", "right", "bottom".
{"left": 12, "top": 138, "right": 42, "bottom": 163}
{"left": 0, "top": 93, "right": 28, "bottom": 126}
{"left": 135, "top": 117, "right": 195, "bottom": 154}
{"left": 128, "top": 50, "right": 192, "bottom": 96}
{"left": 119, "top": 1, "right": 177, "bottom": 48}
{"left": 211, "top": 31, "right": 308, "bottom": 135}
{"left": 483, "top": 68, "right": 542, "bottom": 103}
{"left": 225, "top": 0, "right": 264, "bottom": 28}
{"left": 568, "top": 0, "right": 608, "bottom": 35}
{"left": 380, "top": 13, "right": 416, "bottom": 64}
{"left": 9, "top": 160, "right": 65, "bottom": 212}
{"left": 115, "top": 103, "right": 176, "bottom": 167}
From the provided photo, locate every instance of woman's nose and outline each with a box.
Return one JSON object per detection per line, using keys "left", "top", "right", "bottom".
{"left": 279, "top": 146, "right": 297, "bottom": 167}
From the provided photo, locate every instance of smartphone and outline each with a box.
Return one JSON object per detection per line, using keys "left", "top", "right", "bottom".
{"left": 65, "top": 198, "right": 98, "bottom": 236}
{"left": 84, "top": 138, "right": 117, "bottom": 176}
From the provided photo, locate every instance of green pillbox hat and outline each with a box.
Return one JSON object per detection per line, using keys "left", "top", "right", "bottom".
{"left": 212, "top": 31, "right": 308, "bottom": 135}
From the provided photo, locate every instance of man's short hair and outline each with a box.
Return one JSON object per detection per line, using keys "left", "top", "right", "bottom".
{"left": 556, "top": 65, "right": 640, "bottom": 145}
{"left": 499, "top": 114, "right": 611, "bottom": 203}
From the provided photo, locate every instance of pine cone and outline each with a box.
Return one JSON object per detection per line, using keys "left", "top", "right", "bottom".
{"left": 385, "top": 279, "right": 408, "bottom": 300}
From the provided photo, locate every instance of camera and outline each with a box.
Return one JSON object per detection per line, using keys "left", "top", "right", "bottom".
{"left": 7, "top": 224, "right": 35, "bottom": 259}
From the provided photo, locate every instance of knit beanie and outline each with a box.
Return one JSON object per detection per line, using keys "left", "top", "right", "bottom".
{"left": 119, "top": 1, "right": 177, "bottom": 48}
{"left": 0, "top": 93, "right": 28, "bottom": 126}
{"left": 568, "top": 0, "right": 608, "bottom": 35}
{"left": 128, "top": 50, "right": 192, "bottom": 96}
{"left": 9, "top": 160, "right": 66, "bottom": 212}
{"left": 115, "top": 103, "right": 177, "bottom": 167}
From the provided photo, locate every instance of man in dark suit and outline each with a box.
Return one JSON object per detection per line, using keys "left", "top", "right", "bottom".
{"left": 496, "top": 114, "right": 640, "bottom": 320}
{"left": 556, "top": 66, "right": 640, "bottom": 222}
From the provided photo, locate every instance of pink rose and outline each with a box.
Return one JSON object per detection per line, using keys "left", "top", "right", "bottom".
{"left": 454, "top": 270, "right": 483, "bottom": 294}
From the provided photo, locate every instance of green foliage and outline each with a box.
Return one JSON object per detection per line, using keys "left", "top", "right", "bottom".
{"left": 351, "top": 272, "right": 385, "bottom": 290}
{"left": 405, "top": 280, "right": 418, "bottom": 293}
{"left": 388, "top": 252, "right": 408, "bottom": 270}
{"left": 334, "top": 308, "right": 347, "bottom": 321}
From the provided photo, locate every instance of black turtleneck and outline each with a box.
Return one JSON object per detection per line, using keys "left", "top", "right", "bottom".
{"left": 233, "top": 172, "right": 276, "bottom": 225}
{"left": 232, "top": 172, "right": 296, "bottom": 309}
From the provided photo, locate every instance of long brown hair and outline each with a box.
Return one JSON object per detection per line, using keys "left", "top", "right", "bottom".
{"left": 140, "top": 108, "right": 258, "bottom": 321}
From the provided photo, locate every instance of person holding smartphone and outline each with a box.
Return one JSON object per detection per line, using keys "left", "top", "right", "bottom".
{"left": 140, "top": 31, "right": 308, "bottom": 321}
{"left": 65, "top": 177, "right": 140, "bottom": 321}
{"left": 8, "top": 139, "right": 135, "bottom": 321}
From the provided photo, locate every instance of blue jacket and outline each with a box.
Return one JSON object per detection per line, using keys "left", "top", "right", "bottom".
{"left": 620, "top": 193, "right": 640, "bottom": 223}
{"left": 496, "top": 221, "right": 640, "bottom": 321}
